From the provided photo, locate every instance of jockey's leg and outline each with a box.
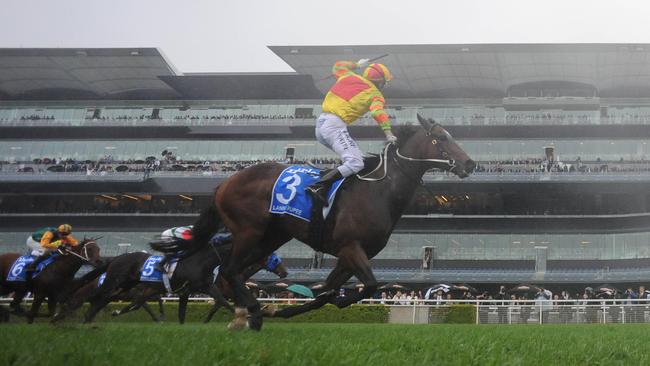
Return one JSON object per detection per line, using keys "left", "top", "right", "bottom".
{"left": 308, "top": 115, "right": 363, "bottom": 206}
{"left": 25, "top": 251, "right": 51, "bottom": 275}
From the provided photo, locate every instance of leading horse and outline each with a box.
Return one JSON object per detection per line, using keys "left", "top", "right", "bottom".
{"left": 189, "top": 115, "right": 475, "bottom": 330}
{"left": 0, "top": 238, "right": 102, "bottom": 323}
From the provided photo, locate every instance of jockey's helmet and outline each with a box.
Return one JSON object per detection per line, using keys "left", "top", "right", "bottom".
{"left": 363, "top": 63, "right": 393, "bottom": 88}
{"left": 57, "top": 224, "right": 72, "bottom": 236}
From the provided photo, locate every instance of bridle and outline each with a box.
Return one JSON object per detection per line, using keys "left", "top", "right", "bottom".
{"left": 395, "top": 122, "right": 456, "bottom": 171}
{"left": 58, "top": 240, "right": 96, "bottom": 264}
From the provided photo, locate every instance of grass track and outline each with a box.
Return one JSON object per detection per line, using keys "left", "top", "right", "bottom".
{"left": 1, "top": 323, "right": 649, "bottom": 366}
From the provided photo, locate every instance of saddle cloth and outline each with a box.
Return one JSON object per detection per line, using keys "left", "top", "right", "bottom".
{"left": 6, "top": 253, "right": 58, "bottom": 282}
{"left": 269, "top": 165, "right": 344, "bottom": 222}
{"left": 139, "top": 255, "right": 178, "bottom": 293}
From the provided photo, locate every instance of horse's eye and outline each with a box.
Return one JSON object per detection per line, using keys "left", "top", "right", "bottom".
{"left": 438, "top": 134, "right": 448, "bottom": 141}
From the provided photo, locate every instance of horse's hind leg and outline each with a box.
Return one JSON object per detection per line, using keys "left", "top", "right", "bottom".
{"left": 329, "top": 243, "right": 378, "bottom": 308}
{"left": 178, "top": 294, "right": 189, "bottom": 324}
{"left": 204, "top": 283, "right": 235, "bottom": 323}
{"left": 273, "top": 261, "right": 353, "bottom": 319}
{"left": 9, "top": 290, "right": 26, "bottom": 315}
{"left": 157, "top": 297, "right": 165, "bottom": 321}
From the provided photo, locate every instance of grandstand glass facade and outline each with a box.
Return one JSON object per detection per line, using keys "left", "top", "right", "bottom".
{"left": 1, "top": 140, "right": 649, "bottom": 163}
{"left": 3, "top": 103, "right": 650, "bottom": 126}
{"left": 3, "top": 231, "right": 650, "bottom": 261}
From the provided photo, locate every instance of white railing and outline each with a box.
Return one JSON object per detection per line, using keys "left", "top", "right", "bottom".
{"left": 3, "top": 297, "right": 648, "bottom": 324}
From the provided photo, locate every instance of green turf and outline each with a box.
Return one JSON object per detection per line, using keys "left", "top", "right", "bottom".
{"left": 1, "top": 323, "right": 649, "bottom": 366}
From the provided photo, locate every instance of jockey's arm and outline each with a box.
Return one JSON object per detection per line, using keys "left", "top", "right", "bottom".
{"left": 40, "top": 231, "right": 60, "bottom": 249}
{"left": 331, "top": 60, "right": 358, "bottom": 79}
{"left": 63, "top": 235, "right": 78, "bottom": 246}
{"left": 368, "top": 93, "right": 392, "bottom": 131}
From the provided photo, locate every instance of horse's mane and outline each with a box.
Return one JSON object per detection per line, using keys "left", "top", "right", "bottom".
{"left": 394, "top": 124, "right": 419, "bottom": 148}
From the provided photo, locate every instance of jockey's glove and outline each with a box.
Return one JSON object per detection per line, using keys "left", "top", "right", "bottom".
{"left": 384, "top": 130, "right": 398, "bottom": 144}
{"left": 356, "top": 58, "right": 370, "bottom": 69}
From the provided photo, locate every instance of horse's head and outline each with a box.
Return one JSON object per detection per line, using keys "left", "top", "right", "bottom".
{"left": 72, "top": 237, "right": 103, "bottom": 266}
{"left": 397, "top": 114, "right": 475, "bottom": 178}
{"left": 263, "top": 252, "right": 288, "bottom": 279}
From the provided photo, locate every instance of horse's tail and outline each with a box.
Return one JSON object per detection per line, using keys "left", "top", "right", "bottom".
{"left": 191, "top": 197, "right": 222, "bottom": 248}
{"left": 149, "top": 193, "right": 222, "bottom": 253}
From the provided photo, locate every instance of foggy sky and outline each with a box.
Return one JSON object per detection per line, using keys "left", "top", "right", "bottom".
{"left": 2, "top": 0, "right": 649, "bottom": 73}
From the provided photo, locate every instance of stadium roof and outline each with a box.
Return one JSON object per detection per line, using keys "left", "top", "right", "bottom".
{"left": 4, "top": 44, "right": 650, "bottom": 100}
{"left": 0, "top": 48, "right": 181, "bottom": 100}
{"left": 270, "top": 44, "right": 650, "bottom": 98}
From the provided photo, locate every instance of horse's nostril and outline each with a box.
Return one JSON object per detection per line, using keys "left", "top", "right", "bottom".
{"left": 465, "top": 159, "right": 476, "bottom": 173}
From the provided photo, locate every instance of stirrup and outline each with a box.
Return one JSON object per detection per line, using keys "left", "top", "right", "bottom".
{"left": 306, "top": 185, "right": 328, "bottom": 206}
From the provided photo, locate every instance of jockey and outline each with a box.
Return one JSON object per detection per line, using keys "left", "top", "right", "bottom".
{"left": 25, "top": 224, "right": 78, "bottom": 273}
{"left": 155, "top": 225, "right": 233, "bottom": 273}
{"left": 306, "top": 59, "right": 396, "bottom": 206}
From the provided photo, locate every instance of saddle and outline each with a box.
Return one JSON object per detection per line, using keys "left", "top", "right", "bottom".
{"left": 308, "top": 153, "right": 383, "bottom": 179}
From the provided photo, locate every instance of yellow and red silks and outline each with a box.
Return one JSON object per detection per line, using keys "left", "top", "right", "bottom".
{"left": 321, "top": 61, "right": 391, "bottom": 131}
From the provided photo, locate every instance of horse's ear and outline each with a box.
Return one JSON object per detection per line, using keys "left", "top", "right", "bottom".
{"left": 417, "top": 113, "right": 432, "bottom": 130}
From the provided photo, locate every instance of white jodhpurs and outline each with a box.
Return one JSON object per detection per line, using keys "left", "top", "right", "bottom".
{"left": 26, "top": 236, "right": 45, "bottom": 256}
{"left": 315, "top": 113, "right": 364, "bottom": 177}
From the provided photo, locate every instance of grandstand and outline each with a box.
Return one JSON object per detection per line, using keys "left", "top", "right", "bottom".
{"left": 3, "top": 44, "right": 650, "bottom": 291}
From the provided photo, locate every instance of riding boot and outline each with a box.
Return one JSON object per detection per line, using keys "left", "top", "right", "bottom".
{"left": 155, "top": 254, "right": 172, "bottom": 273}
{"left": 25, "top": 253, "right": 48, "bottom": 276}
{"left": 306, "top": 169, "right": 343, "bottom": 207}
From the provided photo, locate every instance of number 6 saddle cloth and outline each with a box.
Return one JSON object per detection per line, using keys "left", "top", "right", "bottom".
{"left": 6, "top": 253, "right": 60, "bottom": 282}
{"left": 269, "top": 166, "right": 345, "bottom": 222}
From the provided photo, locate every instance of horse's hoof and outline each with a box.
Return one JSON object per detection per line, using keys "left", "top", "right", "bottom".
{"left": 261, "top": 304, "right": 277, "bottom": 317}
{"left": 247, "top": 311, "right": 264, "bottom": 331}
{"left": 227, "top": 317, "right": 247, "bottom": 331}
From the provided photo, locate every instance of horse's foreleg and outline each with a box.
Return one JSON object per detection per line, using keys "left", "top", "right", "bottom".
{"left": 26, "top": 293, "right": 45, "bottom": 324}
{"left": 46, "top": 295, "right": 58, "bottom": 318}
{"left": 9, "top": 290, "right": 27, "bottom": 315}
{"left": 273, "top": 262, "right": 353, "bottom": 319}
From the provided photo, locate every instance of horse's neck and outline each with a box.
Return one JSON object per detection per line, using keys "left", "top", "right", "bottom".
{"left": 50, "top": 255, "right": 83, "bottom": 277}
{"left": 379, "top": 148, "right": 426, "bottom": 217}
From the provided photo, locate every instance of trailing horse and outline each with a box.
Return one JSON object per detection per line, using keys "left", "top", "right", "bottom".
{"left": 55, "top": 237, "right": 287, "bottom": 324}
{"left": 0, "top": 238, "right": 102, "bottom": 323}
{"left": 190, "top": 115, "right": 475, "bottom": 330}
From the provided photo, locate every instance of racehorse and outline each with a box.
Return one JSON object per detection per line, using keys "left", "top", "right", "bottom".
{"left": 189, "top": 115, "right": 475, "bottom": 330}
{"left": 0, "top": 238, "right": 102, "bottom": 323}
{"left": 108, "top": 251, "right": 288, "bottom": 324}
{"left": 55, "top": 239, "right": 287, "bottom": 324}
{"left": 71, "top": 274, "right": 166, "bottom": 323}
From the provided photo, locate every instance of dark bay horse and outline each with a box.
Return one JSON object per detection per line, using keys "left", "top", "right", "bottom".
{"left": 55, "top": 241, "right": 287, "bottom": 324}
{"left": 108, "top": 251, "right": 288, "bottom": 324}
{"left": 190, "top": 115, "right": 475, "bottom": 330}
{"left": 0, "top": 239, "right": 102, "bottom": 323}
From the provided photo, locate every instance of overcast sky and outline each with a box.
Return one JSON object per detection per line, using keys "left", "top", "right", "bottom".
{"left": 2, "top": 0, "right": 650, "bottom": 73}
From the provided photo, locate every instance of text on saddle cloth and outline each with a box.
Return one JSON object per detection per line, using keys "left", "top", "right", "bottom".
{"left": 269, "top": 165, "right": 345, "bottom": 222}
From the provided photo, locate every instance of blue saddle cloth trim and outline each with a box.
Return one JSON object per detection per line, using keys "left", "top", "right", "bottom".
{"left": 140, "top": 256, "right": 164, "bottom": 282}
{"left": 269, "top": 166, "right": 344, "bottom": 222}
{"left": 6, "top": 255, "right": 35, "bottom": 282}
{"left": 97, "top": 273, "right": 107, "bottom": 287}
